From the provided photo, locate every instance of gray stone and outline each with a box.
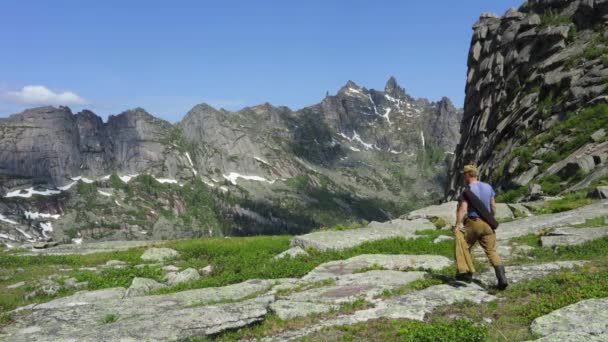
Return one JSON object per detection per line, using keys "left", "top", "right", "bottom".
{"left": 285, "top": 271, "right": 426, "bottom": 304}
{"left": 163, "top": 265, "right": 180, "bottom": 273}
{"left": 433, "top": 235, "right": 454, "bottom": 244}
{"left": 104, "top": 259, "right": 127, "bottom": 268}
{"left": 270, "top": 300, "right": 338, "bottom": 320}
{"left": 63, "top": 277, "right": 88, "bottom": 290}
{"left": 267, "top": 282, "right": 496, "bottom": 341}
{"left": 302, "top": 254, "right": 452, "bottom": 283}
{"left": 530, "top": 298, "right": 608, "bottom": 341}
{"left": 125, "top": 277, "right": 167, "bottom": 297}
{"left": 478, "top": 261, "right": 587, "bottom": 287}
{"left": 496, "top": 201, "right": 608, "bottom": 241}
{"left": 18, "top": 241, "right": 158, "bottom": 256}
{"left": 408, "top": 202, "right": 457, "bottom": 226}
{"left": 141, "top": 247, "right": 180, "bottom": 262}
{"left": 199, "top": 265, "right": 213, "bottom": 276}
{"left": 37, "top": 279, "right": 61, "bottom": 296}
{"left": 7, "top": 281, "right": 25, "bottom": 289}
{"left": 166, "top": 268, "right": 200, "bottom": 285}
{"left": 274, "top": 246, "right": 309, "bottom": 260}
{"left": 2, "top": 280, "right": 276, "bottom": 341}
{"left": 540, "top": 227, "right": 608, "bottom": 247}
{"left": 591, "top": 128, "right": 606, "bottom": 142}
{"left": 290, "top": 218, "right": 434, "bottom": 251}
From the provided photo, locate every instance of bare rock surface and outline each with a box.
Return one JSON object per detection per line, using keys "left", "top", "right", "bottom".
{"left": 270, "top": 300, "right": 338, "bottom": 320}
{"left": 125, "top": 277, "right": 166, "bottom": 297}
{"left": 16, "top": 240, "right": 158, "bottom": 256}
{"left": 1, "top": 280, "right": 276, "bottom": 341}
{"left": 496, "top": 201, "right": 608, "bottom": 241}
{"left": 290, "top": 218, "right": 434, "bottom": 251}
{"left": 478, "top": 261, "right": 587, "bottom": 287}
{"left": 407, "top": 201, "right": 514, "bottom": 225}
{"left": 540, "top": 227, "right": 608, "bottom": 247}
{"left": 301, "top": 254, "right": 452, "bottom": 283}
{"left": 530, "top": 298, "right": 608, "bottom": 341}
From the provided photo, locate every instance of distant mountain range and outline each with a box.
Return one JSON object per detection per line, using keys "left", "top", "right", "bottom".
{"left": 0, "top": 77, "right": 462, "bottom": 244}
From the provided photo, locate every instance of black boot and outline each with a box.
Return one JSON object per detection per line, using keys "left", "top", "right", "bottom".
{"left": 455, "top": 272, "right": 473, "bottom": 283}
{"left": 494, "top": 265, "right": 508, "bottom": 290}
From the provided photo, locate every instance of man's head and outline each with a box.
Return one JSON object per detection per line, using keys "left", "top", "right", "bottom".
{"left": 463, "top": 164, "right": 479, "bottom": 184}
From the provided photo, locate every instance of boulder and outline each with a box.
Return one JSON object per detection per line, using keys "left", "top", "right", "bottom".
{"left": 591, "top": 128, "right": 606, "bottom": 143}
{"left": 141, "top": 248, "right": 180, "bottom": 262}
{"left": 125, "top": 277, "right": 167, "bottom": 297}
{"left": 199, "top": 265, "right": 213, "bottom": 276}
{"left": 166, "top": 268, "right": 200, "bottom": 286}
{"left": 273, "top": 246, "right": 309, "bottom": 260}
{"left": 530, "top": 298, "right": 608, "bottom": 341}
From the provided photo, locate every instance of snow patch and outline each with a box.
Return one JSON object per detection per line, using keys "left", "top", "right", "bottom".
{"left": 5, "top": 187, "right": 61, "bottom": 198}
{"left": 0, "top": 214, "right": 18, "bottom": 225}
{"left": 119, "top": 174, "right": 139, "bottom": 183}
{"left": 153, "top": 177, "right": 179, "bottom": 184}
{"left": 223, "top": 172, "right": 275, "bottom": 186}
{"left": 390, "top": 150, "right": 403, "bottom": 154}
{"left": 254, "top": 156, "right": 270, "bottom": 166}
{"left": 71, "top": 176, "right": 94, "bottom": 184}
{"left": 100, "top": 175, "right": 111, "bottom": 180}
{"left": 15, "top": 228, "right": 33, "bottom": 240}
{"left": 114, "top": 200, "right": 122, "bottom": 207}
{"left": 349, "top": 146, "right": 361, "bottom": 152}
{"left": 185, "top": 152, "right": 194, "bottom": 166}
{"left": 24, "top": 211, "right": 60, "bottom": 220}
{"left": 58, "top": 182, "right": 77, "bottom": 191}
{"left": 420, "top": 131, "right": 426, "bottom": 148}
{"left": 445, "top": 151, "right": 455, "bottom": 155}
{"left": 381, "top": 108, "right": 392, "bottom": 126}
{"left": 367, "top": 94, "right": 379, "bottom": 115}
{"left": 219, "top": 186, "right": 229, "bottom": 193}
{"left": 97, "top": 190, "right": 112, "bottom": 197}
{"left": 40, "top": 222, "right": 53, "bottom": 234}
{"left": 72, "top": 238, "right": 83, "bottom": 245}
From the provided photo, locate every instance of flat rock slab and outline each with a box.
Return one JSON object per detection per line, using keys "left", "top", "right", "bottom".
{"left": 540, "top": 226, "right": 608, "bottom": 247}
{"left": 497, "top": 201, "right": 608, "bottom": 241}
{"left": 1, "top": 279, "right": 276, "bottom": 341}
{"left": 530, "top": 298, "right": 608, "bottom": 341}
{"left": 302, "top": 254, "right": 452, "bottom": 283}
{"left": 265, "top": 282, "right": 496, "bottom": 341}
{"left": 270, "top": 300, "right": 338, "bottom": 320}
{"left": 290, "top": 218, "right": 434, "bottom": 251}
{"left": 478, "top": 261, "right": 587, "bottom": 288}
{"left": 407, "top": 201, "right": 514, "bottom": 226}
{"left": 285, "top": 270, "right": 426, "bottom": 304}
{"left": 15, "top": 240, "right": 159, "bottom": 256}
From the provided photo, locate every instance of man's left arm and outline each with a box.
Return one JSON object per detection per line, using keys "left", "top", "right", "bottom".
{"left": 490, "top": 197, "right": 497, "bottom": 216}
{"left": 453, "top": 200, "right": 468, "bottom": 231}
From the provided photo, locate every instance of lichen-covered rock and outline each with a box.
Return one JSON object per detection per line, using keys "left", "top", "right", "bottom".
{"left": 530, "top": 298, "right": 608, "bottom": 341}
{"left": 125, "top": 277, "right": 166, "bottom": 297}
{"left": 478, "top": 261, "right": 587, "bottom": 287}
{"left": 540, "top": 227, "right": 608, "bottom": 247}
{"left": 166, "top": 268, "right": 200, "bottom": 285}
{"left": 270, "top": 300, "right": 338, "bottom": 320}
{"left": 273, "top": 246, "right": 309, "bottom": 260}
{"left": 302, "top": 254, "right": 451, "bottom": 283}
{"left": 141, "top": 247, "right": 179, "bottom": 262}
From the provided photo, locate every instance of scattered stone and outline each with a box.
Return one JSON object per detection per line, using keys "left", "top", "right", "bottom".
{"left": 7, "top": 281, "right": 25, "bottom": 289}
{"left": 591, "top": 128, "right": 606, "bottom": 143}
{"left": 302, "top": 254, "right": 452, "bottom": 283}
{"left": 38, "top": 279, "right": 61, "bottom": 296}
{"left": 540, "top": 227, "right": 608, "bottom": 247}
{"left": 125, "top": 277, "right": 167, "bottom": 297}
{"left": 199, "top": 265, "right": 213, "bottom": 276}
{"left": 530, "top": 298, "right": 608, "bottom": 341}
{"left": 270, "top": 300, "right": 338, "bottom": 320}
{"left": 290, "top": 218, "right": 434, "bottom": 251}
{"left": 166, "top": 268, "right": 200, "bottom": 286}
{"left": 274, "top": 246, "right": 309, "bottom": 260}
{"left": 104, "top": 260, "right": 127, "bottom": 268}
{"left": 141, "top": 247, "right": 180, "bottom": 262}
{"left": 134, "top": 263, "right": 162, "bottom": 269}
{"left": 18, "top": 241, "right": 158, "bottom": 256}
{"left": 163, "top": 265, "right": 180, "bottom": 273}
{"left": 63, "top": 278, "right": 88, "bottom": 290}
{"left": 433, "top": 235, "right": 454, "bottom": 244}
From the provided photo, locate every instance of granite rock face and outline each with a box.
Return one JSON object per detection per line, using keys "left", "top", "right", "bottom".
{"left": 530, "top": 298, "right": 608, "bottom": 341}
{"left": 446, "top": 1, "right": 608, "bottom": 199}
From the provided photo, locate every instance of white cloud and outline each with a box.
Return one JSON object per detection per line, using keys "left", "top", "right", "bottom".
{"left": 2, "top": 85, "right": 86, "bottom": 106}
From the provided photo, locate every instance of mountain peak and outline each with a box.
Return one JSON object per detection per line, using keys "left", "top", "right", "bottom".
{"left": 384, "top": 76, "right": 405, "bottom": 97}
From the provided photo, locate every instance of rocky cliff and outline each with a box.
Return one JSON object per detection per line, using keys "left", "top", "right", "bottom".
{"left": 447, "top": 0, "right": 608, "bottom": 200}
{"left": 0, "top": 78, "right": 462, "bottom": 244}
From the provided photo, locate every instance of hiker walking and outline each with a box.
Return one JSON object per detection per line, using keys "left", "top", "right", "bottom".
{"left": 452, "top": 164, "right": 508, "bottom": 290}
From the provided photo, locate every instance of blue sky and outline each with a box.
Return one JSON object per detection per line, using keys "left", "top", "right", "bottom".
{"left": 0, "top": 0, "right": 523, "bottom": 121}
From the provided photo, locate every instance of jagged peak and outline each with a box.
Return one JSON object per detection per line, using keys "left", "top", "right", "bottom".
{"left": 190, "top": 103, "right": 219, "bottom": 113}
{"left": 384, "top": 76, "right": 406, "bottom": 98}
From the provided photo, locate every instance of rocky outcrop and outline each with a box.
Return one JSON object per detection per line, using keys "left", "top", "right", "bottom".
{"left": 447, "top": 1, "right": 608, "bottom": 199}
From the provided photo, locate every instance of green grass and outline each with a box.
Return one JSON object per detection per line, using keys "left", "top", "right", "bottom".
{"left": 496, "top": 186, "right": 528, "bottom": 203}
{"left": 301, "top": 318, "right": 488, "bottom": 342}
{"left": 533, "top": 191, "right": 596, "bottom": 214}
{"left": 103, "top": 313, "right": 119, "bottom": 324}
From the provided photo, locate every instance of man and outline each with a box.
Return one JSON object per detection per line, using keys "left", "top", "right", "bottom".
{"left": 452, "top": 164, "right": 508, "bottom": 290}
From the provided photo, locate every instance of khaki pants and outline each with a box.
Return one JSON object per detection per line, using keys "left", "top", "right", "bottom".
{"left": 455, "top": 218, "right": 502, "bottom": 273}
